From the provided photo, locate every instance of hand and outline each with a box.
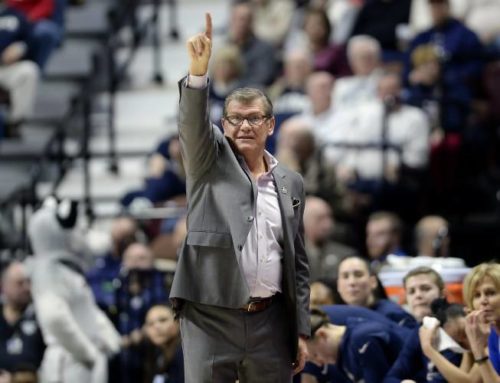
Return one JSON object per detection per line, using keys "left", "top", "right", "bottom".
{"left": 465, "top": 310, "right": 491, "bottom": 358}
{"left": 1, "top": 42, "right": 26, "bottom": 65}
{"left": 0, "top": 370, "right": 11, "bottom": 383}
{"left": 419, "top": 323, "right": 439, "bottom": 357}
{"left": 187, "top": 13, "right": 212, "bottom": 76}
{"left": 293, "top": 337, "right": 309, "bottom": 375}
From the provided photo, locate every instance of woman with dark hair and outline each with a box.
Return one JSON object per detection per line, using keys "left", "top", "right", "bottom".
{"left": 302, "top": 7, "right": 351, "bottom": 77}
{"left": 384, "top": 297, "right": 467, "bottom": 383}
{"left": 336, "top": 255, "right": 416, "bottom": 328}
{"left": 143, "top": 304, "right": 184, "bottom": 383}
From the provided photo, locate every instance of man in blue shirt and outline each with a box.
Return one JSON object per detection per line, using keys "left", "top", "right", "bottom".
{"left": 0, "top": 261, "right": 45, "bottom": 373}
{"left": 404, "top": 0, "right": 483, "bottom": 134}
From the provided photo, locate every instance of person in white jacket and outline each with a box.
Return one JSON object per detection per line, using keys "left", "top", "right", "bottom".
{"left": 28, "top": 198, "right": 121, "bottom": 383}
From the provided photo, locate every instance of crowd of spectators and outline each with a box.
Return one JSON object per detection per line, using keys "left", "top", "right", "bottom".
{"left": 1, "top": 0, "right": 500, "bottom": 382}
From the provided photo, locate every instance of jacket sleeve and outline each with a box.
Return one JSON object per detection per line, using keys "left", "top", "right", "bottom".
{"left": 177, "top": 77, "right": 218, "bottom": 181}
{"left": 294, "top": 179, "right": 310, "bottom": 337}
{"left": 358, "top": 336, "right": 397, "bottom": 383}
{"left": 383, "top": 329, "right": 425, "bottom": 383}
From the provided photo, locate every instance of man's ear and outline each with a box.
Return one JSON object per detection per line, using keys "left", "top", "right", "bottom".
{"left": 267, "top": 116, "right": 276, "bottom": 136}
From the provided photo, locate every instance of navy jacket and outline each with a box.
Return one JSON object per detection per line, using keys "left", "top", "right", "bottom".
{"left": 404, "top": 18, "right": 483, "bottom": 132}
{"left": 304, "top": 314, "right": 404, "bottom": 383}
{"left": 0, "top": 7, "right": 32, "bottom": 54}
{"left": 384, "top": 327, "right": 462, "bottom": 383}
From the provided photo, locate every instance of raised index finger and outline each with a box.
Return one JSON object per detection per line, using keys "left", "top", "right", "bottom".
{"left": 205, "top": 12, "right": 212, "bottom": 40}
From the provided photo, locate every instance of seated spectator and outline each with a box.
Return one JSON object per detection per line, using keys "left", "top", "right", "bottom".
{"left": 0, "top": 261, "right": 45, "bottom": 373}
{"left": 325, "top": 71, "right": 430, "bottom": 216}
{"left": 397, "top": 264, "right": 500, "bottom": 382}
{"left": 403, "top": 266, "right": 446, "bottom": 323}
{"left": 251, "top": 0, "right": 294, "bottom": 48}
{"left": 208, "top": 44, "right": 245, "bottom": 124}
{"left": 143, "top": 304, "right": 184, "bottom": 383}
{"left": 300, "top": 71, "right": 354, "bottom": 144}
{"left": 276, "top": 117, "right": 348, "bottom": 211}
{"left": 121, "top": 135, "right": 186, "bottom": 211}
{"left": 404, "top": 0, "right": 483, "bottom": 135}
{"left": 350, "top": 0, "right": 412, "bottom": 60}
{"left": 415, "top": 215, "right": 449, "bottom": 257}
{"left": 410, "top": 0, "right": 472, "bottom": 36}
{"left": 340, "top": 71, "right": 430, "bottom": 181}
{"left": 7, "top": 0, "right": 63, "bottom": 69}
{"left": 303, "top": 196, "right": 357, "bottom": 280}
{"left": 86, "top": 216, "right": 141, "bottom": 312}
{"left": 226, "top": 0, "right": 276, "bottom": 87}
{"left": 333, "top": 35, "right": 383, "bottom": 110}
{"left": 115, "top": 243, "right": 170, "bottom": 383}
{"left": 0, "top": 5, "right": 39, "bottom": 138}
{"left": 336, "top": 255, "right": 417, "bottom": 327}
{"left": 366, "top": 211, "right": 406, "bottom": 271}
{"left": 301, "top": 7, "right": 350, "bottom": 77}
{"left": 461, "top": 262, "right": 500, "bottom": 381}
{"left": 310, "top": 279, "right": 336, "bottom": 308}
{"left": 267, "top": 49, "right": 312, "bottom": 115}
{"left": 305, "top": 307, "right": 404, "bottom": 383}
{"left": 385, "top": 297, "right": 467, "bottom": 383}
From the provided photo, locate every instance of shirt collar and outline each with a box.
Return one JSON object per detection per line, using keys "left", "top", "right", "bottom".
{"left": 264, "top": 150, "right": 279, "bottom": 174}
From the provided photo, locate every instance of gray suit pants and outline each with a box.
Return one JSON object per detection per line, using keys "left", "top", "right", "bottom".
{"left": 180, "top": 297, "right": 293, "bottom": 383}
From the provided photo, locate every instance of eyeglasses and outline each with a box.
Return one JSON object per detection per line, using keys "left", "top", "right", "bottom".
{"left": 224, "top": 115, "right": 270, "bottom": 127}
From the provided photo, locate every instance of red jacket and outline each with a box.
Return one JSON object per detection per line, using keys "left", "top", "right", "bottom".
{"left": 7, "top": 0, "right": 54, "bottom": 22}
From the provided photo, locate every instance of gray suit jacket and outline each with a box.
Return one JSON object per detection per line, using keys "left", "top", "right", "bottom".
{"left": 170, "top": 78, "right": 310, "bottom": 357}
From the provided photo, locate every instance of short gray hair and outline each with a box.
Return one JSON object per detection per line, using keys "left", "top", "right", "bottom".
{"left": 223, "top": 87, "right": 273, "bottom": 117}
{"left": 347, "top": 35, "right": 381, "bottom": 61}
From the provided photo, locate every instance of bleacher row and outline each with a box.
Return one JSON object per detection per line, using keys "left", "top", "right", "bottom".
{"left": 0, "top": 0, "right": 176, "bottom": 242}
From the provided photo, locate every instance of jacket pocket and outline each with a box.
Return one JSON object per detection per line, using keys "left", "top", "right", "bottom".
{"left": 186, "top": 231, "right": 232, "bottom": 248}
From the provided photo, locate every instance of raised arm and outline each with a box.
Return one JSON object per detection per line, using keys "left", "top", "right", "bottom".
{"left": 178, "top": 13, "right": 218, "bottom": 179}
{"left": 187, "top": 13, "right": 212, "bottom": 76}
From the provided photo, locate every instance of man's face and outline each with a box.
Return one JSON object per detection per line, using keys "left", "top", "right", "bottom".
{"left": 123, "top": 244, "right": 154, "bottom": 271}
{"left": 350, "top": 48, "right": 378, "bottom": 76}
{"left": 305, "top": 206, "right": 333, "bottom": 244}
{"left": 366, "top": 218, "right": 394, "bottom": 260}
{"left": 306, "top": 74, "right": 333, "bottom": 113}
{"left": 2, "top": 263, "right": 31, "bottom": 309}
{"left": 222, "top": 99, "right": 275, "bottom": 156}
{"left": 405, "top": 274, "right": 442, "bottom": 321}
{"left": 429, "top": 0, "right": 450, "bottom": 26}
{"left": 229, "top": 4, "right": 253, "bottom": 42}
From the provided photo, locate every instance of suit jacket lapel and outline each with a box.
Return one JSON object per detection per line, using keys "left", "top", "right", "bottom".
{"left": 272, "top": 165, "right": 294, "bottom": 249}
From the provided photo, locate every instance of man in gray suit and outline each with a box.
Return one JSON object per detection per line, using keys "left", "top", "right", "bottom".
{"left": 169, "top": 13, "right": 310, "bottom": 383}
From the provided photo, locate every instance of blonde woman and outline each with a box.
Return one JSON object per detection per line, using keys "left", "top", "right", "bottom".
{"left": 419, "top": 262, "right": 500, "bottom": 383}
